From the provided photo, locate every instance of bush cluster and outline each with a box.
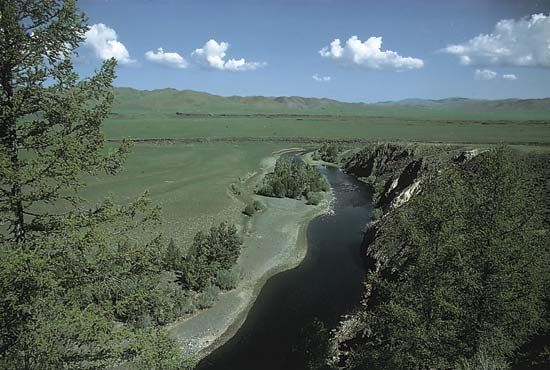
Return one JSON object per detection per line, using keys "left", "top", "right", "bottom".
{"left": 257, "top": 157, "right": 329, "bottom": 199}
{"left": 316, "top": 143, "right": 341, "bottom": 163}
{"left": 176, "top": 223, "right": 242, "bottom": 291}
{"left": 305, "top": 192, "right": 323, "bottom": 205}
{"left": 243, "top": 200, "right": 263, "bottom": 216}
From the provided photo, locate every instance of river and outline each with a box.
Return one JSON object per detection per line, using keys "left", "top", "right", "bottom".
{"left": 198, "top": 164, "right": 373, "bottom": 370}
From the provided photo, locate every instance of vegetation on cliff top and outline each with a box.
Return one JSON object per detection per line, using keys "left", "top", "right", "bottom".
{"left": 335, "top": 147, "right": 550, "bottom": 369}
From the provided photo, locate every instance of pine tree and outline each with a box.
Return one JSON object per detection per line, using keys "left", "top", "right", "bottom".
{"left": 0, "top": 1, "right": 191, "bottom": 368}
{"left": 164, "top": 238, "right": 182, "bottom": 270}
{"left": 0, "top": 0, "right": 131, "bottom": 243}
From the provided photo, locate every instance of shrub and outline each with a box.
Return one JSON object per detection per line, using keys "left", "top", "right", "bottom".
{"left": 252, "top": 200, "right": 264, "bottom": 211}
{"left": 363, "top": 175, "right": 377, "bottom": 190}
{"left": 215, "top": 268, "right": 240, "bottom": 290}
{"left": 243, "top": 203, "right": 256, "bottom": 216}
{"left": 257, "top": 157, "right": 329, "bottom": 199}
{"left": 177, "top": 223, "right": 242, "bottom": 291}
{"left": 306, "top": 192, "right": 323, "bottom": 205}
{"left": 163, "top": 238, "right": 182, "bottom": 270}
{"left": 371, "top": 208, "right": 383, "bottom": 220}
{"left": 196, "top": 285, "right": 220, "bottom": 309}
{"left": 317, "top": 143, "right": 340, "bottom": 163}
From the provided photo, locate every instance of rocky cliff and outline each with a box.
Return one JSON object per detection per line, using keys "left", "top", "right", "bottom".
{"left": 329, "top": 143, "right": 482, "bottom": 367}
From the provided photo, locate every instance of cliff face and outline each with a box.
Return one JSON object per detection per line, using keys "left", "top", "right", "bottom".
{"left": 329, "top": 143, "right": 481, "bottom": 367}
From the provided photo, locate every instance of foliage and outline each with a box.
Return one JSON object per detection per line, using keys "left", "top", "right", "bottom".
{"left": 371, "top": 208, "right": 383, "bottom": 221}
{"left": 342, "top": 147, "right": 550, "bottom": 369}
{"left": 196, "top": 285, "right": 221, "bottom": 309}
{"left": 163, "top": 238, "right": 182, "bottom": 270}
{"left": 215, "top": 268, "right": 240, "bottom": 290}
{"left": 257, "top": 156, "right": 329, "bottom": 199}
{"left": 178, "top": 222, "right": 243, "bottom": 291}
{"left": 295, "top": 318, "right": 331, "bottom": 370}
{"left": 317, "top": 143, "right": 341, "bottom": 163}
{"left": 243, "top": 200, "right": 264, "bottom": 216}
{"left": 306, "top": 191, "right": 323, "bottom": 205}
{"left": 243, "top": 203, "right": 257, "bottom": 216}
{"left": 0, "top": 2, "right": 188, "bottom": 368}
{"left": 455, "top": 347, "right": 509, "bottom": 370}
{"left": 252, "top": 199, "right": 264, "bottom": 211}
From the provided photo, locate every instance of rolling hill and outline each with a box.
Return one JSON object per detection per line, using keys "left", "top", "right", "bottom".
{"left": 112, "top": 87, "right": 550, "bottom": 121}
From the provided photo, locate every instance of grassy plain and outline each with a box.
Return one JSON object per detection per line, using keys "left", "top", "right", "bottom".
{"left": 81, "top": 142, "right": 289, "bottom": 246}
{"left": 104, "top": 115, "right": 550, "bottom": 146}
{"left": 83, "top": 88, "right": 550, "bottom": 245}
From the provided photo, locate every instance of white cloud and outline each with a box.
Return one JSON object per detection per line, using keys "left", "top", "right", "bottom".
{"left": 192, "top": 39, "right": 266, "bottom": 71}
{"left": 312, "top": 74, "right": 331, "bottom": 82}
{"left": 502, "top": 73, "right": 518, "bottom": 80}
{"left": 319, "top": 36, "right": 424, "bottom": 70}
{"left": 84, "top": 23, "right": 135, "bottom": 65}
{"left": 145, "top": 48, "right": 188, "bottom": 69}
{"left": 475, "top": 69, "right": 498, "bottom": 80}
{"left": 443, "top": 13, "right": 550, "bottom": 68}
{"left": 474, "top": 69, "right": 519, "bottom": 80}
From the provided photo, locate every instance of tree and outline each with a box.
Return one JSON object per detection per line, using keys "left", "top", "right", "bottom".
{"left": 0, "top": 0, "right": 131, "bottom": 243}
{"left": 0, "top": 1, "right": 189, "bottom": 368}
{"left": 163, "top": 238, "right": 182, "bottom": 270}
{"left": 178, "top": 222, "right": 242, "bottom": 291}
{"left": 342, "top": 147, "right": 550, "bottom": 369}
{"left": 257, "top": 156, "right": 329, "bottom": 199}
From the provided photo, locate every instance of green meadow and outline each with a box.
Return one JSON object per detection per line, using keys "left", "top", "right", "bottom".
{"left": 87, "top": 88, "right": 550, "bottom": 245}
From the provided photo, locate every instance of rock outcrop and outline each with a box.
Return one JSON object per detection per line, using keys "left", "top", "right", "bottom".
{"left": 329, "top": 143, "right": 481, "bottom": 367}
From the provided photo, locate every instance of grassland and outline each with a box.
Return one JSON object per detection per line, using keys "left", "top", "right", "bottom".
{"left": 86, "top": 88, "right": 550, "bottom": 246}
{"left": 75, "top": 88, "right": 550, "bottom": 358}
{"left": 80, "top": 142, "right": 290, "bottom": 246}
{"left": 105, "top": 115, "right": 550, "bottom": 146}
{"left": 105, "top": 88, "right": 550, "bottom": 147}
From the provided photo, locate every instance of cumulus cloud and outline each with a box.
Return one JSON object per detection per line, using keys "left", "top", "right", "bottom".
{"left": 443, "top": 13, "right": 550, "bottom": 68}
{"left": 145, "top": 48, "right": 188, "bottom": 69}
{"left": 84, "top": 23, "right": 135, "bottom": 65}
{"left": 192, "top": 39, "right": 266, "bottom": 71}
{"left": 502, "top": 73, "right": 518, "bottom": 80}
{"left": 474, "top": 69, "right": 498, "bottom": 80}
{"left": 474, "top": 69, "right": 518, "bottom": 80}
{"left": 319, "top": 36, "right": 424, "bottom": 70}
{"left": 312, "top": 74, "right": 331, "bottom": 82}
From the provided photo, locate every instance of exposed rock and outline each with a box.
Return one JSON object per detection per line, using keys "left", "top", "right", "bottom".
{"left": 329, "top": 143, "right": 480, "bottom": 366}
{"left": 453, "top": 148, "right": 480, "bottom": 163}
{"left": 343, "top": 143, "right": 416, "bottom": 179}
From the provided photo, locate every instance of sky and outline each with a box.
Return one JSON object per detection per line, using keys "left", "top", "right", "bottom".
{"left": 76, "top": 0, "right": 550, "bottom": 102}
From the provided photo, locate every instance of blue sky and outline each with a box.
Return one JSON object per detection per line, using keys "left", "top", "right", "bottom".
{"left": 77, "top": 0, "right": 550, "bottom": 102}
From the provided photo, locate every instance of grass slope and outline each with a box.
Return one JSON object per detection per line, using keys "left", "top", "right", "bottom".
{"left": 112, "top": 87, "right": 550, "bottom": 121}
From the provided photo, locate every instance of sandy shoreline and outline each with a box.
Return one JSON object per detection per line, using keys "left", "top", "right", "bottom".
{"left": 166, "top": 149, "right": 333, "bottom": 360}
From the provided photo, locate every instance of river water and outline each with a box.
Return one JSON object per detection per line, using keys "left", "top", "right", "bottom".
{"left": 198, "top": 165, "right": 373, "bottom": 370}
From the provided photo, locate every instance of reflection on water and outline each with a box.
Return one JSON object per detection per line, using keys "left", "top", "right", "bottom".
{"left": 199, "top": 165, "right": 373, "bottom": 370}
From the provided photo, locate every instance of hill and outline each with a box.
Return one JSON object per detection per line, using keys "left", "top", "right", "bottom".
{"left": 112, "top": 87, "right": 550, "bottom": 121}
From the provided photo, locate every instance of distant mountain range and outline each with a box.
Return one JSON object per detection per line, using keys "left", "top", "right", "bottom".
{"left": 375, "top": 97, "right": 550, "bottom": 111}
{"left": 112, "top": 88, "right": 550, "bottom": 121}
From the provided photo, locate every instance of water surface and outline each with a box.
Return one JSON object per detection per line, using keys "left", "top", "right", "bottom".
{"left": 199, "top": 166, "right": 373, "bottom": 370}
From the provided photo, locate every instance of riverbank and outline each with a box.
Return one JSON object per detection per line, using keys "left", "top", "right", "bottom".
{"left": 167, "top": 150, "right": 333, "bottom": 360}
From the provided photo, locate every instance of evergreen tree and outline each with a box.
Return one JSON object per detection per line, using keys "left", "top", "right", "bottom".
{"left": 164, "top": 238, "right": 182, "bottom": 270}
{"left": 0, "top": 1, "right": 191, "bottom": 368}
{"left": 342, "top": 147, "right": 550, "bottom": 369}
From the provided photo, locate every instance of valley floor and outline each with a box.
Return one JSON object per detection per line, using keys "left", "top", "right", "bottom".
{"left": 166, "top": 152, "right": 332, "bottom": 358}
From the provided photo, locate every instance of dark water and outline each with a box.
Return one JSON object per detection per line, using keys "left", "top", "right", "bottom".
{"left": 198, "top": 166, "right": 373, "bottom": 370}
